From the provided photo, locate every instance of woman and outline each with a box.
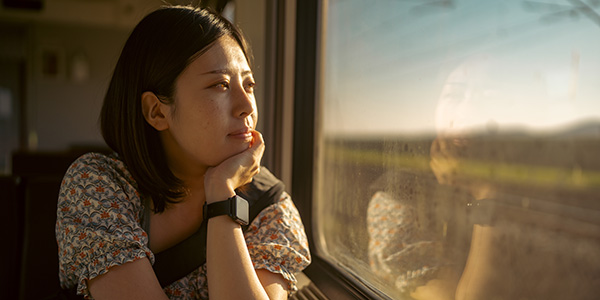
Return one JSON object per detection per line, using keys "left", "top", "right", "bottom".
{"left": 56, "top": 6, "right": 310, "bottom": 299}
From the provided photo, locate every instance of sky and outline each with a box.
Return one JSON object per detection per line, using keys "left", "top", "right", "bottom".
{"left": 320, "top": 0, "right": 600, "bottom": 137}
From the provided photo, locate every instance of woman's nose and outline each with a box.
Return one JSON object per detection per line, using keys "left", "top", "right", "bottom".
{"left": 233, "top": 84, "right": 255, "bottom": 119}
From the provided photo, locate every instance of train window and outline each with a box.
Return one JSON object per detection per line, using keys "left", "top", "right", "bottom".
{"left": 304, "top": 0, "right": 600, "bottom": 299}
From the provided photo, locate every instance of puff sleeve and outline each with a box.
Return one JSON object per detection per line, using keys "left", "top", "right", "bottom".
{"left": 55, "top": 153, "right": 153, "bottom": 298}
{"left": 244, "top": 192, "right": 311, "bottom": 292}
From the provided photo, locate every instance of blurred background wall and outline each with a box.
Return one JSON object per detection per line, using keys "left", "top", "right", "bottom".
{"left": 0, "top": 0, "right": 268, "bottom": 174}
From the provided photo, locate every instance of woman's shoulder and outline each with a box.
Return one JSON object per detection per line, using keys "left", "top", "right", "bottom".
{"left": 60, "top": 152, "right": 143, "bottom": 209}
{"left": 64, "top": 152, "right": 136, "bottom": 187}
{"left": 66, "top": 152, "right": 127, "bottom": 175}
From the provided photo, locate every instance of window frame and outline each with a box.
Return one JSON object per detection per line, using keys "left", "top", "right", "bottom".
{"left": 290, "top": 1, "right": 600, "bottom": 299}
{"left": 291, "top": 1, "right": 394, "bottom": 299}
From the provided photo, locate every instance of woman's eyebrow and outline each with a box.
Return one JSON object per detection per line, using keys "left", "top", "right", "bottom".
{"left": 201, "top": 69, "right": 253, "bottom": 76}
{"left": 202, "top": 69, "right": 228, "bottom": 75}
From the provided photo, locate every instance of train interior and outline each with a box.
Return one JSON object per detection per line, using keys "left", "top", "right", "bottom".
{"left": 1, "top": 0, "right": 599, "bottom": 299}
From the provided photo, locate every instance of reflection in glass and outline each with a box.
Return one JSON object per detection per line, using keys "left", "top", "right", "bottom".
{"left": 315, "top": 0, "right": 600, "bottom": 299}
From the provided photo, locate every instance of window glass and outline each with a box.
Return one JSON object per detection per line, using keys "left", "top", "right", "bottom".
{"left": 315, "top": 1, "right": 600, "bottom": 299}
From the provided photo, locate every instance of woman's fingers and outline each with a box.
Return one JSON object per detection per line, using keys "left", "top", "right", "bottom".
{"left": 237, "top": 130, "right": 264, "bottom": 185}
{"left": 248, "top": 130, "right": 265, "bottom": 170}
{"left": 204, "top": 130, "right": 266, "bottom": 202}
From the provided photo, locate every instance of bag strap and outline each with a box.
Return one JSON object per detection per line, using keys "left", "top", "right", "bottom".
{"left": 152, "top": 167, "right": 285, "bottom": 287}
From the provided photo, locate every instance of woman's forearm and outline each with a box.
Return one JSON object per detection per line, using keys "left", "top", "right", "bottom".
{"left": 206, "top": 215, "right": 270, "bottom": 300}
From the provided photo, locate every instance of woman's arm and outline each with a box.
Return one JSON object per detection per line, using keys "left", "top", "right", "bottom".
{"left": 88, "top": 258, "right": 169, "bottom": 300}
{"left": 257, "top": 269, "right": 289, "bottom": 299}
{"left": 206, "top": 216, "right": 288, "bottom": 300}
{"left": 86, "top": 230, "right": 288, "bottom": 300}
{"left": 87, "top": 243, "right": 287, "bottom": 300}
{"left": 204, "top": 131, "right": 288, "bottom": 299}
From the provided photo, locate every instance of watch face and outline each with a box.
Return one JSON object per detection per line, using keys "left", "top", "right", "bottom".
{"left": 235, "top": 196, "right": 250, "bottom": 225}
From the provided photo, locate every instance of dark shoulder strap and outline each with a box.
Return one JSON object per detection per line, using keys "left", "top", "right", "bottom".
{"left": 152, "top": 167, "right": 285, "bottom": 287}
{"left": 237, "top": 167, "right": 285, "bottom": 230}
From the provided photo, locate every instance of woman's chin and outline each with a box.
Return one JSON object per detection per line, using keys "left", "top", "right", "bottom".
{"left": 210, "top": 144, "right": 251, "bottom": 166}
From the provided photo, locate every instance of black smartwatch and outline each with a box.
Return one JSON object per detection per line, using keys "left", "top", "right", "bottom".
{"left": 204, "top": 195, "right": 250, "bottom": 226}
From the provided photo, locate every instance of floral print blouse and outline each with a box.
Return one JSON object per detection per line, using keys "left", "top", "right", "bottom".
{"left": 56, "top": 153, "right": 311, "bottom": 299}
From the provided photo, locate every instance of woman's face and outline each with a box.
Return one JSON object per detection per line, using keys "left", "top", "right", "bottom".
{"left": 160, "top": 36, "right": 257, "bottom": 177}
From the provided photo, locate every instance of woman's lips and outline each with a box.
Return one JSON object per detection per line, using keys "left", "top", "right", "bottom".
{"left": 228, "top": 128, "right": 252, "bottom": 140}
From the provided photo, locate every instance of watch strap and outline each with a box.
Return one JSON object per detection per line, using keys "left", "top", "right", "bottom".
{"left": 206, "top": 196, "right": 234, "bottom": 220}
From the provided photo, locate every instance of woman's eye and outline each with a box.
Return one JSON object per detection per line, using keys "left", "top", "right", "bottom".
{"left": 214, "top": 81, "right": 229, "bottom": 89}
{"left": 245, "top": 82, "right": 256, "bottom": 93}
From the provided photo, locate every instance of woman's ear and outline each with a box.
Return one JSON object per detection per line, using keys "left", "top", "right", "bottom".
{"left": 141, "top": 91, "right": 170, "bottom": 131}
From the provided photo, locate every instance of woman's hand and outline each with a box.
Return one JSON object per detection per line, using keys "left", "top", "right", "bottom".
{"left": 204, "top": 130, "right": 265, "bottom": 203}
{"left": 203, "top": 131, "right": 286, "bottom": 300}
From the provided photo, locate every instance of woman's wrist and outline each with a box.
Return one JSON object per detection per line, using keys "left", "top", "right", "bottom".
{"left": 205, "top": 188, "right": 236, "bottom": 204}
{"left": 204, "top": 172, "right": 236, "bottom": 204}
{"left": 206, "top": 214, "right": 240, "bottom": 226}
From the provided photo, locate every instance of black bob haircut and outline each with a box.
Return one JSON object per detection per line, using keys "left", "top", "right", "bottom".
{"left": 100, "top": 6, "right": 252, "bottom": 213}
